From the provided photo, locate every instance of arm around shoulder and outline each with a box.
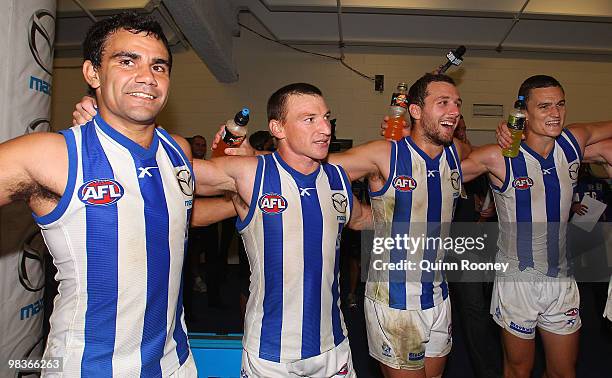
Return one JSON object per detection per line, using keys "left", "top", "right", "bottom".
{"left": 460, "top": 144, "right": 503, "bottom": 183}
{"left": 328, "top": 139, "right": 390, "bottom": 181}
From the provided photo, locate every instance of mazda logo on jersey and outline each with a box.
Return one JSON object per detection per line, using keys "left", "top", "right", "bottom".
{"left": 26, "top": 118, "right": 50, "bottom": 134}
{"left": 78, "top": 179, "right": 124, "bottom": 206}
{"left": 450, "top": 171, "right": 460, "bottom": 191}
{"left": 568, "top": 162, "right": 579, "bottom": 181}
{"left": 176, "top": 169, "right": 193, "bottom": 196}
{"left": 512, "top": 177, "right": 534, "bottom": 190}
{"left": 393, "top": 175, "right": 417, "bottom": 192}
{"left": 18, "top": 229, "right": 47, "bottom": 292}
{"left": 259, "top": 193, "right": 288, "bottom": 214}
{"left": 28, "top": 9, "right": 55, "bottom": 76}
{"left": 332, "top": 193, "right": 348, "bottom": 213}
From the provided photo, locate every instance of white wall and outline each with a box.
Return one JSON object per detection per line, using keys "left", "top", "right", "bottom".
{"left": 51, "top": 24, "right": 612, "bottom": 147}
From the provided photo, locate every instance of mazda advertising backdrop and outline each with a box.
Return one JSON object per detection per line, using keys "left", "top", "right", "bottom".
{"left": 0, "top": 1, "right": 55, "bottom": 376}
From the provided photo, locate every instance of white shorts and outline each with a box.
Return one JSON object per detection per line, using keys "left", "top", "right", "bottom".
{"left": 364, "top": 297, "right": 452, "bottom": 370}
{"left": 605, "top": 277, "right": 612, "bottom": 321}
{"left": 240, "top": 338, "right": 355, "bottom": 378}
{"left": 490, "top": 271, "right": 581, "bottom": 339}
{"left": 168, "top": 353, "right": 198, "bottom": 378}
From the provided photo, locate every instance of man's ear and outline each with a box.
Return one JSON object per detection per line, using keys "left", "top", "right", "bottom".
{"left": 409, "top": 104, "right": 422, "bottom": 121}
{"left": 269, "top": 119, "right": 286, "bottom": 140}
{"left": 82, "top": 60, "right": 100, "bottom": 90}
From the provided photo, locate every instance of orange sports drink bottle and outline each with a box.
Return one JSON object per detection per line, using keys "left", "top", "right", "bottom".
{"left": 384, "top": 82, "right": 408, "bottom": 141}
{"left": 212, "top": 108, "right": 250, "bottom": 157}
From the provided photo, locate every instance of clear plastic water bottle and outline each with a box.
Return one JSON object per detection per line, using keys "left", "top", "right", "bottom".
{"left": 501, "top": 96, "right": 526, "bottom": 158}
{"left": 212, "top": 108, "right": 250, "bottom": 157}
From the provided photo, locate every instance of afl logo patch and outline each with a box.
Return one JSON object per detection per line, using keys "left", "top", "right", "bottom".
{"left": 79, "top": 179, "right": 124, "bottom": 206}
{"left": 512, "top": 177, "right": 533, "bottom": 190}
{"left": 393, "top": 176, "right": 417, "bottom": 192}
{"left": 258, "top": 193, "right": 288, "bottom": 214}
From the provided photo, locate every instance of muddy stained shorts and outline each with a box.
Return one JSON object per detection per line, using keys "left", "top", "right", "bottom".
{"left": 490, "top": 271, "right": 581, "bottom": 339}
{"left": 364, "top": 297, "right": 452, "bottom": 370}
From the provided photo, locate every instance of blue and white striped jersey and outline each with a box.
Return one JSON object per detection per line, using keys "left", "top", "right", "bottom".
{"left": 36, "top": 115, "right": 194, "bottom": 376}
{"left": 237, "top": 152, "right": 352, "bottom": 362}
{"left": 492, "top": 129, "right": 581, "bottom": 277}
{"left": 366, "top": 137, "right": 462, "bottom": 310}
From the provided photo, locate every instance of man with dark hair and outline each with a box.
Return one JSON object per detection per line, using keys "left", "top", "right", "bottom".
{"left": 81, "top": 12, "right": 172, "bottom": 97}
{"left": 517, "top": 74, "right": 563, "bottom": 103}
{"left": 188, "top": 83, "right": 371, "bottom": 376}
{"left": 0, "top": 12, "right": 237, "bottom": 376}
{"left": 468, "top": 74, "right": 612, "bottom": 378}
{"left": 249, "top": 130, "right": 275, "bottom": 152}
{"left": 217, "top": 74, "right": 480, "bottom": 377}
{"left": 324, "top": 73, "right": 474, "bottom": 378}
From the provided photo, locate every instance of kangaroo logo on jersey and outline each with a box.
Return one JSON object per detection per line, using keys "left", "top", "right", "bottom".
{"left": 381, "top": 342, "right": 392, "bottom": 357}
{"left": 393, "top": 176, "right": 417, "bottom": 192}
{"left": 79, "top": 179, "right": 124, "bottom": 206}
{"left": 259, "top": 193, "right": 288, "bottom": 214}
{"left": 512, "top": 177, "right": 534, "bottom": 190}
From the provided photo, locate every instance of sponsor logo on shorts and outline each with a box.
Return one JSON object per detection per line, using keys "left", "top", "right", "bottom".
{"left": 258, "top": 193, "right": 288, "bottom": 214}
{"left": 447, "top": 324, "right": 452, "bottom": 344}
{"left": 240, "top": 368, "right": 248, "bottom": 378}
{"left": 408, "top": 352, "right": 425, "bottom": 361}
{"left": 509, "top": 321, "right": 534, "bottom": 335}
{"left": 512, "top": 177, "right": 534, "bottom": 190}
{"left": 393, "top": 176, "right": 417, "bottom": 192}
{"left": 335, "top": 363, "right": 349, "bottom": 376}
{"left": 495, "top": 306, "right": 502, "bottom": 319}
{"left": 78, "top": 179, "right": 124, "bottom": 206}
{"left": 564, "top": 308, "right": 579, "bottom": 317}
{"left": 381, "top": 342, "right": 392, "bottom": 357}
{"left": 567, "top": 318, "right": 576, "bottom": 326}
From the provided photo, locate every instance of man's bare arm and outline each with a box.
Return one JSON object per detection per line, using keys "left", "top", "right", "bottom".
{"left": 568, "top": 121, "right": 612, "bottom": 154}
{"left": 328, "top": 140, "right": 390, "bottom": 182}
{"left": 584, "top": 139, "right": 612, "bottom": 164}
{"left": 191, "top": 196, "right": 237, "bottom": 227}
{"left": 347, "top": 196, "right": 373, "bottom": 231}
{"left": 0, "top": 133, "right": 67, "bottom": 212}
{"left": 460, "top": 144, "right": 505, "bottom": 185}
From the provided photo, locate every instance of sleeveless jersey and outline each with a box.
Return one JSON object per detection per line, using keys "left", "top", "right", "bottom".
{"left": 35, "top": 115, "right": 194, "bottom": 376}
{"left": 492, "top": 129, "right": 581, "bottom": 277}
{"left": 237, "top": 152, "right": 352, "bottom": 363}
{"left": 366, "top": 137, "right": 462, "bottom": 310}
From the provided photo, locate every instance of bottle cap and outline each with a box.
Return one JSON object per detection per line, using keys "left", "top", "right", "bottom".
{"left": 235, "top": 107, "right": 250, "bottom": 126}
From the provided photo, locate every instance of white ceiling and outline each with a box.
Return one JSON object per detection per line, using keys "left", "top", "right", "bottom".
{"left": 55, "top": 0, "right": 612, "bottom": 82}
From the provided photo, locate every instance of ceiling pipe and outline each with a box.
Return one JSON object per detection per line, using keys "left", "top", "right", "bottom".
{"left": 71, "top": 0, "right": 97, "bottom": 22}
{"left": 495, "top": 0, "right": 531, "bottom": 52}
